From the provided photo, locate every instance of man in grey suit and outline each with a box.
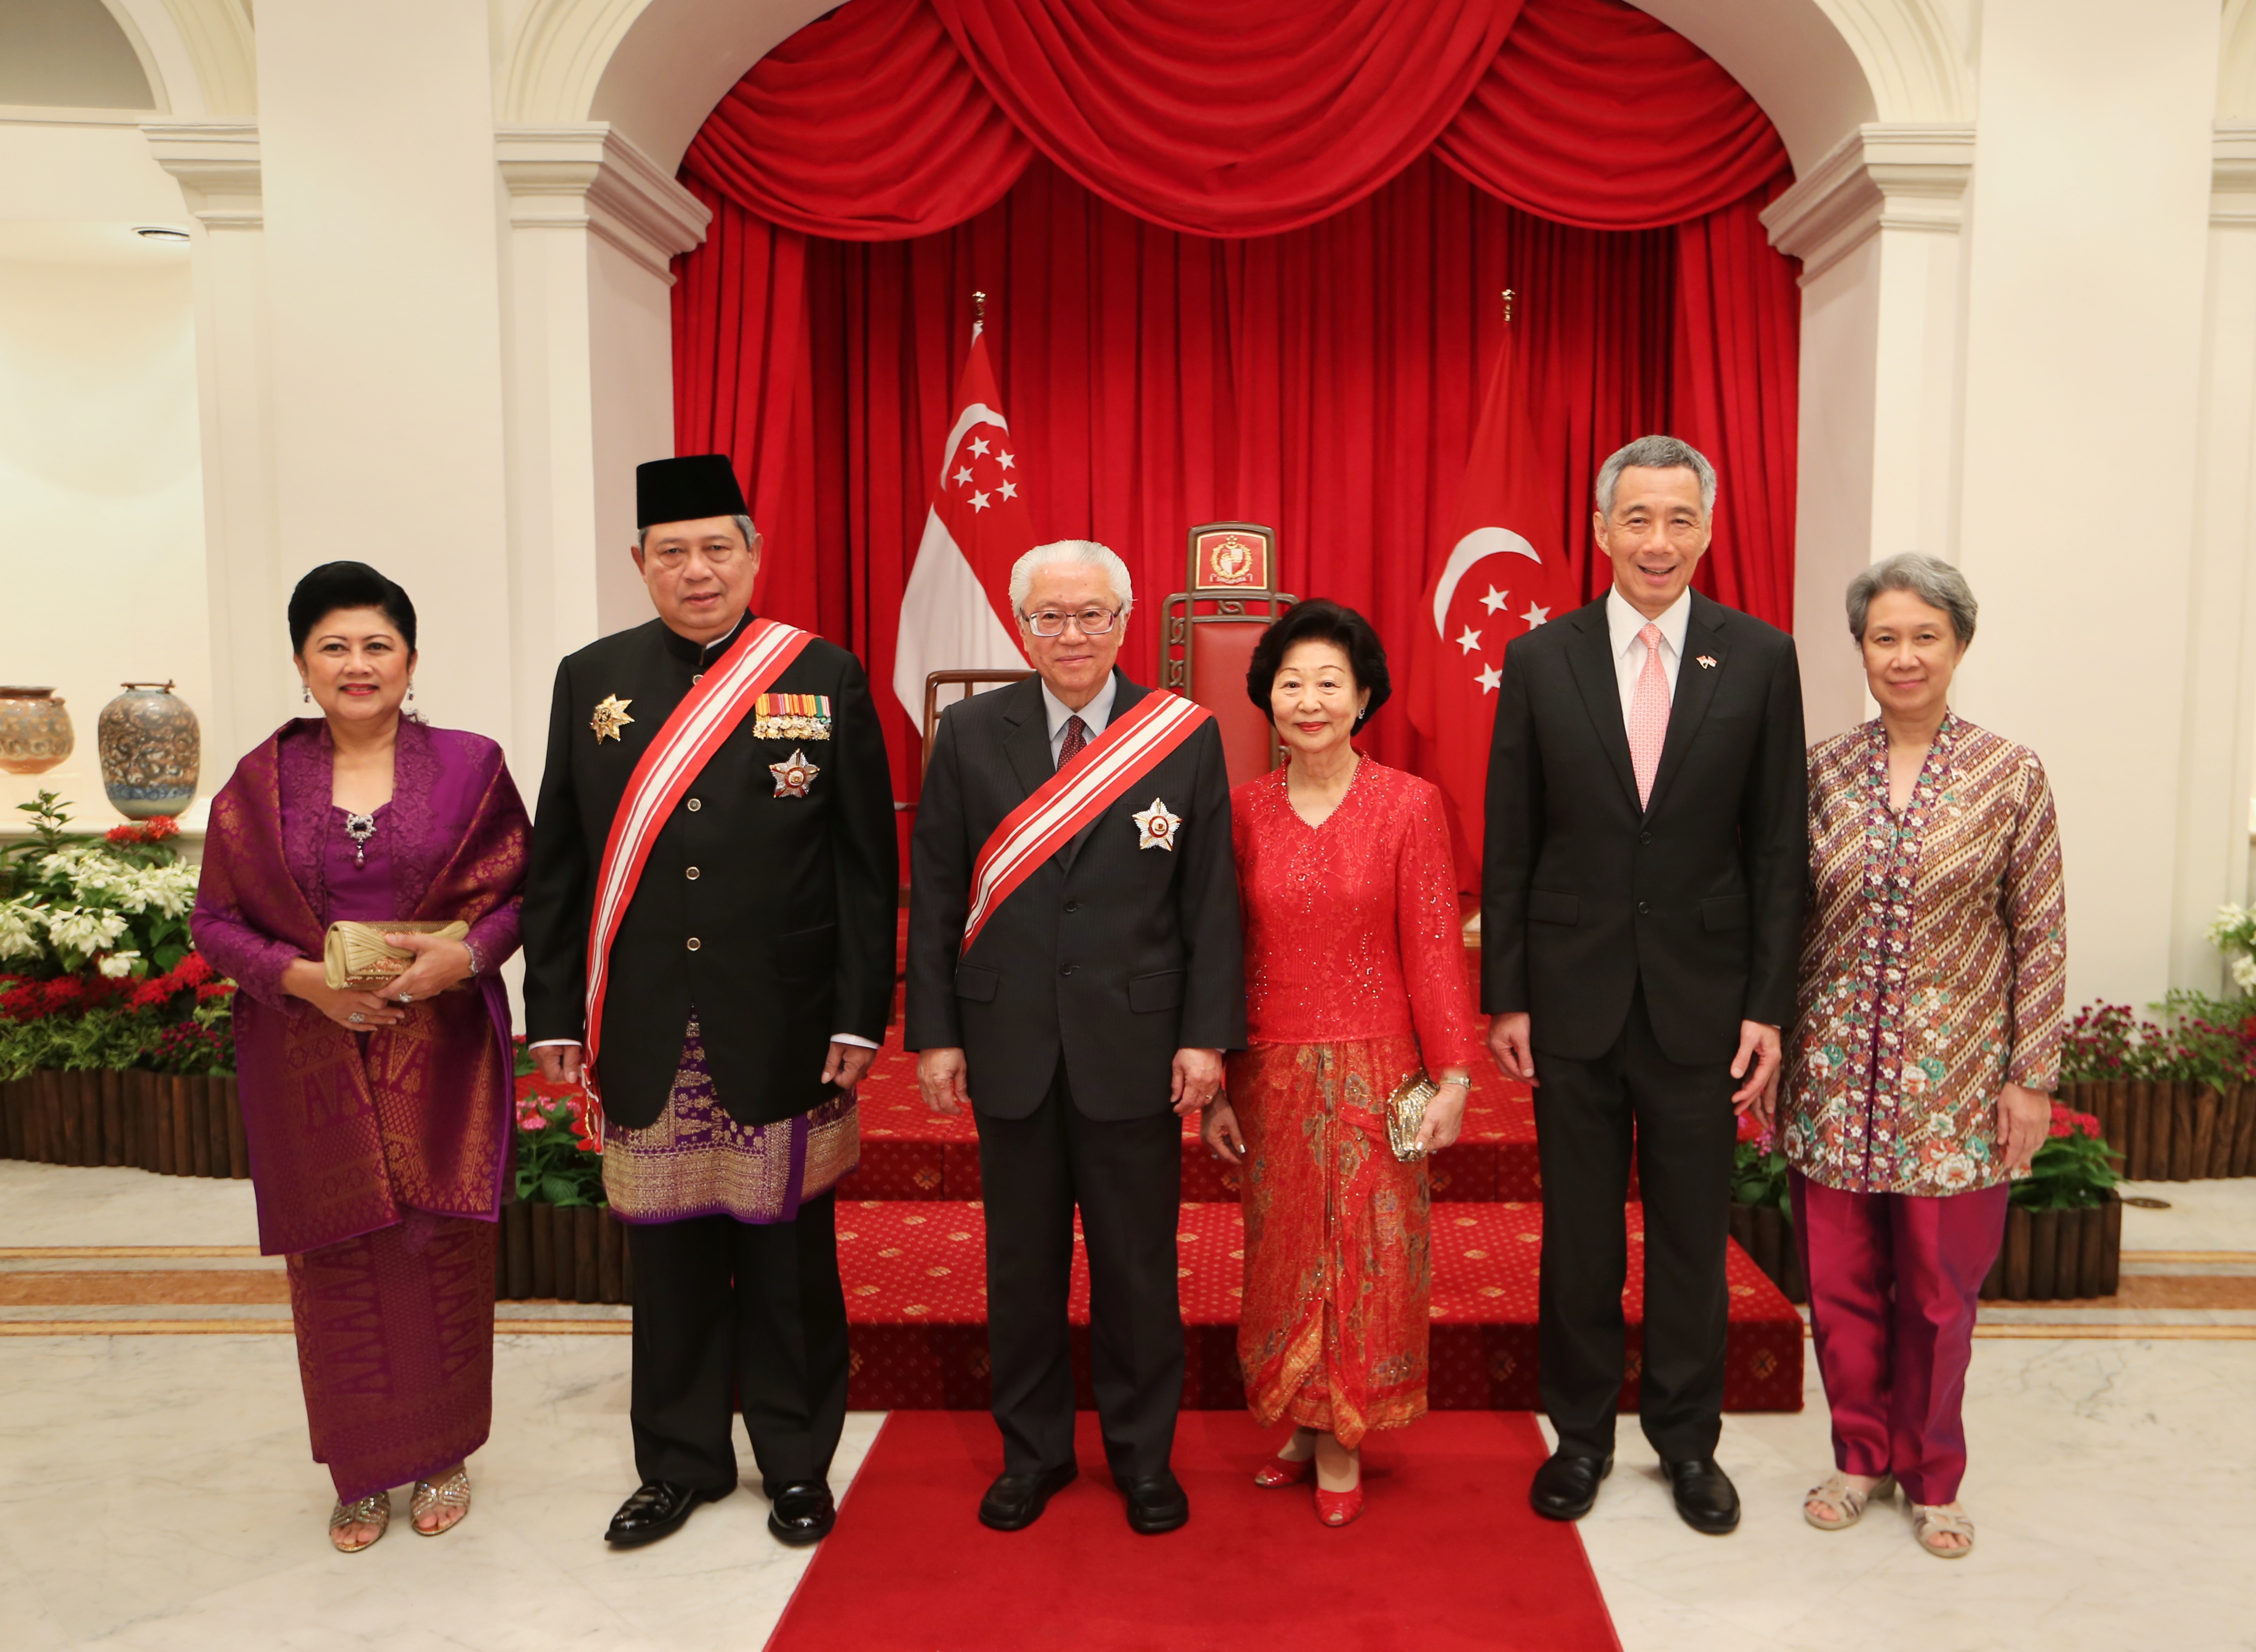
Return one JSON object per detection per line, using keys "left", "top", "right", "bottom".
{"left": 907, "top": 539, "right": 1244, "bottom": 1536}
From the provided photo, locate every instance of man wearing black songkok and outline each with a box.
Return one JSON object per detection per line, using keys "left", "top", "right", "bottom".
{"left": 523, "top": 455, "right": 896, "bottom": 1549}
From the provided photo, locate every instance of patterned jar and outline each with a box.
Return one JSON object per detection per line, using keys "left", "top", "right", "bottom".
{"left": 0, "top": 687, "right": 74, "bottom": 775}
{"left": 98, "top": 682, "right": 200, "bottom": 820}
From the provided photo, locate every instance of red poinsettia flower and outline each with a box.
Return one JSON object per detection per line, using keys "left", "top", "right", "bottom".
{"left": 174, "top": 952, "right": 216, "bottom": 986}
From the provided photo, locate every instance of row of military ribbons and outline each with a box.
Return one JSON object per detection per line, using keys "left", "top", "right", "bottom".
{"left": 8, "top": 1070, "right": 2252, "bottom": 1304}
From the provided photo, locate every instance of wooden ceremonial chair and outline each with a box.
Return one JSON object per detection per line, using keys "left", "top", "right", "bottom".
{"left": 920, "top": 668, "right": 1036, "bottom": 778}
{"left": 1162, "top": 523, "right": 1295, "bottom": 788}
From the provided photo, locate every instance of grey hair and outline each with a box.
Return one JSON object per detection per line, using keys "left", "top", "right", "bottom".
{"left": 1846, "top": 552, "right": 1978, "bottom": 645}
{"left": 1009, "top": 540, "right": 1134, "bottom": 620}
{"left": 1594, "top": 435, "right": 1718, "bottom": 518}
{"left": 638, "top": 514, "right": 757, "bottom": 552}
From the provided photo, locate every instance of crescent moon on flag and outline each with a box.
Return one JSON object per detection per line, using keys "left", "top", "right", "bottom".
{"left": 1432, "top": 526, "right": 1542, "bottom": 637}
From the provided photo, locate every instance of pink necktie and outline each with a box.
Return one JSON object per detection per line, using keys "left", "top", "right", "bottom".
{"left": 1058, "top": 714, "right": 1088, "bottom": 768}
{"left": 1628, "top": 623, "right": 1669, "bottom": 809}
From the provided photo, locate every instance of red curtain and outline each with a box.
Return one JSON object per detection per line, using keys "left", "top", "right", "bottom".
{"left": 670, "top": 0, "right": 1802, "bottom": 815}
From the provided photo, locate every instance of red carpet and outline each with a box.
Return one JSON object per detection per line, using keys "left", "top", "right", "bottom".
{"left": 837, "top": 1200, "right": 1804, "bottom": 1412}
{"left": 765, "top": 1410, "right": 1622, "bottom": 1652}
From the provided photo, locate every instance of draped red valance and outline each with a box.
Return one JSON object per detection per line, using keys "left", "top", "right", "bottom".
{"left": 682, "top": 0, "right": 1787, "bottom": 238}
{"left": 672, "top": 0, "right": 1802, "bottom": 857}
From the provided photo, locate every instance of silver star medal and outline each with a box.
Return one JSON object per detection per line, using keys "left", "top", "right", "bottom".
{"left": 770, "top": 748, "right": 820, "bottom": 798}
{"left": 1131, "top": 797, "right": 1181, "bottom": 851}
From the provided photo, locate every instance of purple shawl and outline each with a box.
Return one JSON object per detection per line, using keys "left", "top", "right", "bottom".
{"left": 192, "top": 718, "right": 530, "bottom": 1256}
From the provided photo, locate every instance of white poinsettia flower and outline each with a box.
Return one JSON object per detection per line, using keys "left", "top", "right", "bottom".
{"left": 2234, "top": 954, "right": 2256, "bottom": 992}
{"left": 0, "top": 900, "right": 45, "bottom": 962}
{"left": 96, "top": 950, "right": 142, "bottom": 979}
{"left": 44, "top": 906, "right": 130, "bottom": 955}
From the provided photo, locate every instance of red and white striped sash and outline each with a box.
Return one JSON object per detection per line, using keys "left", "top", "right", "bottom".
{"left": 582, "top": 618, "right": 814, "bottom": 1126}
{"left": 962, "top": 691, "right": 1213, "bottom": 953}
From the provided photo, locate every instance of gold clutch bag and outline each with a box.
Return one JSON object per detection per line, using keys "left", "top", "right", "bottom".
{"left": 1386, "top": 1070, "right": 1440, "bottom": 1162}
{"left": 323, "top": 920, "right": 469, "bottom": 990}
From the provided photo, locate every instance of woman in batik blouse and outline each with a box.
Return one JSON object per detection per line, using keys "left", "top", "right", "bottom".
{"left": 1773, "top": 552, "right": 2064, "bottom": 1561}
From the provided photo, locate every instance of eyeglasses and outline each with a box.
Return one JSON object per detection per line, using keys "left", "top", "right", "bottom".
{"left": 1022, "top": 607, "right": 1121, "bottom": 637}
{"left": 646, "top": 541, "right": 748, "bottom": 570}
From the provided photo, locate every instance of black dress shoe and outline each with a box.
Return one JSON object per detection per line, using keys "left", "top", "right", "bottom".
{"left": 766, "top": 1480, "right": 836, "bottom": 1546}
{"left": 1116, "top": 1470, "right": 1189, "bottom": 1535}
{"left": 1529, "top": 1450, "right": 1613, "bottom": 1521}
{"left": 604, "top": 1480, "right": 731, "bottom": 1548}
{"left": 1662, "top": 1457, "right": 1741, "bottom": 1534}
{"left": 978, "top": 1462, "right": 1077, "bottom": 1531}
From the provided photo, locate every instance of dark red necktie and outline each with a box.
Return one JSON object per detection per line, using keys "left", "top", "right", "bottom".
{"left": 1058, "top": 714, "right": 1088, "bottom": 768}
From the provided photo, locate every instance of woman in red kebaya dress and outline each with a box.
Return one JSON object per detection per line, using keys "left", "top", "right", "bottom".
{"left": 1200, "top": 600, "right": 1482, "bottom": 1526}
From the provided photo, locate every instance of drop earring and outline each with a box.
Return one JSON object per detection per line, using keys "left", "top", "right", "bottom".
{"left": 407, "top": 682, "right": 416, "bottom": 706}
{"left": 302, "top": 686, "right": 310, "bottom": 704}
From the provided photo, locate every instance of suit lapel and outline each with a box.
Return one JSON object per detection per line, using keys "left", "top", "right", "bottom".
{"left": 1644, "top": 592, "right": 1728, "bottom": 817}
{"left": 1000, "top": 677, "right": 1053, "bottom": 804}
{"left": 1562, "top": 601, "right": 1642, "bottom": 812}
{"left": 1060, "top": 672, "right": 1148, "bottom": 874}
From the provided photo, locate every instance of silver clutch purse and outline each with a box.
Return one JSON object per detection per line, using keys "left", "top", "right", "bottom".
{"left": 1386, "top": 1070, "right": 1439, "bottom": 1162}
{"left": 322, "top": 920, "right": 470, "bottom": 990}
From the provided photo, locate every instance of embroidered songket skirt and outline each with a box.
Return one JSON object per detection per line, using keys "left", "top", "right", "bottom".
{"left": 285, "top": 1213, "right": 497, "bottom": 1502}
{"left": 604, "top": 1014, "right": 859, "bottom": 1226}
{"left": 1228, "top": 1034, "right": 1432, "bottom": 1447}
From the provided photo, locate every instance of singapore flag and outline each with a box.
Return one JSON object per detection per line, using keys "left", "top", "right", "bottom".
{"left": 891, "top": 324, "right": 1034, "bottom": 729}
{"left": 1405, "top": 319, "right": 1578, "bottom": 886}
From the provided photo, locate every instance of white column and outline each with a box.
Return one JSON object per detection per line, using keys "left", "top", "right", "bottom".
{"left": 496, "top": 124, "right": 710, "bottom": 768}
{"left": 1763, "top": 124, "right": 1974, "bottom": 740}
{"left": 252, "top": 0, "right": 518, "bottom": 756}
{"left": 1952, "top": 0, "right": 2220, "bottom": 1008}
{"left": 144, "top": 120, "right": 277, "bottom": 777}
{"left": 2176, "top": 124, "right": 2256, "bottom": 990}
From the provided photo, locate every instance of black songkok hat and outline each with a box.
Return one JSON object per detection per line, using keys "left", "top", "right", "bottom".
{"left": 636, "top": 454, "right": 748, "bottom": 529}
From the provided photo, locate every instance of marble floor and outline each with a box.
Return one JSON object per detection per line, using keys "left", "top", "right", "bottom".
{"left": 4, "top": 1162, "right": 2254, "bottom": 1650}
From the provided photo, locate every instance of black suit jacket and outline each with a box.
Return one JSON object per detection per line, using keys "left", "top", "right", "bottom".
{"left": 904, "top": 670, "right": 1246, "bottom": 1120}
{"left": 520, "top": 612, "right": 897, "bottom": 1129}
{"left": 1480, "top": 590, "right": 1806, "bottom": 1066}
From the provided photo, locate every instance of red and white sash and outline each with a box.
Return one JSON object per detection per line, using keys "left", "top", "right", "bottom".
{"left": 962, "top": 691, "right": 1214, "bottom": 953}
{"left": 582, "top": 618, "right": 814, "bottom": 1130}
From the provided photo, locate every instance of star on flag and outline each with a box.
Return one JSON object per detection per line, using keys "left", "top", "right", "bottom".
{"left": 1521, "top": 603, "right": 1550, "bottom": 628}
{"left": 1455, "top": 624, "right": 1482, "bottom": 655}
{"left": 1480, "top": 586, "right": 1509, "bottom": 614}
{"left": 1477, "top": 664, "right": 1501, "bottom": 693}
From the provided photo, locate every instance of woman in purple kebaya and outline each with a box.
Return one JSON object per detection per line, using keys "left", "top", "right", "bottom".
{"left": 192, "top": 562, "right": 530, "bottom": 1554}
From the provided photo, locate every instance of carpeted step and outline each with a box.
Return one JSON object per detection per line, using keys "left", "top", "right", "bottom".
{"left": 850, "top": 1033, "right": 1640, "bottom": 1202}
{"left": 836, "top": 1200, "right": 1801, "bottom": 1414}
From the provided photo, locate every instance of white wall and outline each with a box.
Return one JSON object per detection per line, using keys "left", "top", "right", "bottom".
{"left": 0, "top": 108, "right": 208, "bottom": 831}
{"left": 1952, "top": 0, "right": 2222, "bottom": 1008}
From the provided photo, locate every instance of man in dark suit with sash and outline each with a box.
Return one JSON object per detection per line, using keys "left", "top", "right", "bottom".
{"left": 1483, "top": 436, "right": 1806, "bottom": 1536}
{"left": 522, "top": 455, "right": 896, "bottom": 1549}
{"left": 908, "top": 539, "right": 1244, "bottom": 1536}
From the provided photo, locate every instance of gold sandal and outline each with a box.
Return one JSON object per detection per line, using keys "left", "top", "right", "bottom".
{"left": 1804, "top": 1470, "right": 1894, "bottom": 1530}
{"left": 1912, "top": 1503, "right": 1976, "bottom": 1558}
{"left": 410, "top": 1467, "right": 472, "bottom": 1536}
{"left": 328, "top": 1492, "right": 391, "bottom": 1553}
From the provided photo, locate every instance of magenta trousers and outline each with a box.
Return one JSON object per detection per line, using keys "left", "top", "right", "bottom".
{"left": 1790, "top": 1170, "right": 2008, "bottom": 1506}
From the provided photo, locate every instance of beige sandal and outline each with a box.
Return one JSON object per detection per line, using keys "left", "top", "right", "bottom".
{"left": 1804, "top": 1470, "right": 1894, "bottom": 1530}
{"left": 410, "top": 1467, "right": 472, "bottom": 1536}
{"left": 1912, "top": 1503, "right": 1976, "bottom": 1558}
{"left": 328, "top": 1492, "right": 392, "bottom": 1553}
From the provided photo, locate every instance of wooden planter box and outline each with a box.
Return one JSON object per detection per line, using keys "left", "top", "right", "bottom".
{"left": 2060, "top": 1079, "right": 2255, "bottom": 1180}
{"left": 1728, "top": 1202, "right": 1806, "bottom": 1304}
{"left": 1733, "top": 1190, "right": 2122, "bottom": 1305}
{"left": 1980, "top": 1192, "right": 2122, "bottom": 1302}
{"left": 0, "top": 1069, "right": 247, "bottom": 1179}
{"left": 495, "top": 1199, "right": 632, "bottom": 1305}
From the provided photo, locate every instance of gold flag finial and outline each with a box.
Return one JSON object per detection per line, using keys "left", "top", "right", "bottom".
{"left": 1502, "top": 288, "right": 1516, "bottom": 324}
{"left": 973, "top": 289, "right": 988, "bottom": 326}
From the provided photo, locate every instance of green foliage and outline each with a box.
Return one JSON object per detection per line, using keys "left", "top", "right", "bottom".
{"left": 2060, "top": 994, "right": 2256, "bottom": 1088}
{"left": 0, "top": 1006, "right": 164, "bottom": 1081}
{"left": 2010, "top": 1118, "right": 2122, "bottom": 1212}
{"left": 514, "top": 1099, "right": 606, "bottom": 1208}
{"left": 1730, "top": 1137, "right": 1791, "bottom": 1214}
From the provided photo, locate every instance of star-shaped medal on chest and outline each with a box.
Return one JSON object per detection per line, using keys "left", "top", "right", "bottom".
{"left": 590, "top": 694, "right": 634, "bottom": 742}
{"left": 1131, "top": 797, "right": 1182, "bottom": 850}
{"left": 770, "top": 748, "right": 820, "bottom": 798}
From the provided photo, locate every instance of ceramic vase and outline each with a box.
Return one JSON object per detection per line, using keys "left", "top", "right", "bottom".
{"left": 0, "top": 687, "right": 74, "bottom": 775}
{"left": 97, "top": 682, "right": 200, "bottom": 820}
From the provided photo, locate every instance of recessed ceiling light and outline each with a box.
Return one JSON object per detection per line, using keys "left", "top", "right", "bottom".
{"left": 134, "top": 226, "right": 190, "bottom": 242}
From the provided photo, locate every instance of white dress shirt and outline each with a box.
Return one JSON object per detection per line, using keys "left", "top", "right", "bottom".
{"left": 1039, "top": 672, "right": 1118, "bottom": 768}
{"left": 1604, "top": 585, "right": 1692, "bottom": 730}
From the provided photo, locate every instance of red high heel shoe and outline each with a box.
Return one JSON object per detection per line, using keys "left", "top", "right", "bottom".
{"left": 1314, "top": 1484, "right": 1364, "bottom": 1526}
{"left": 1252, "top": 1456, "right": 1313, "bottom": 1489}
